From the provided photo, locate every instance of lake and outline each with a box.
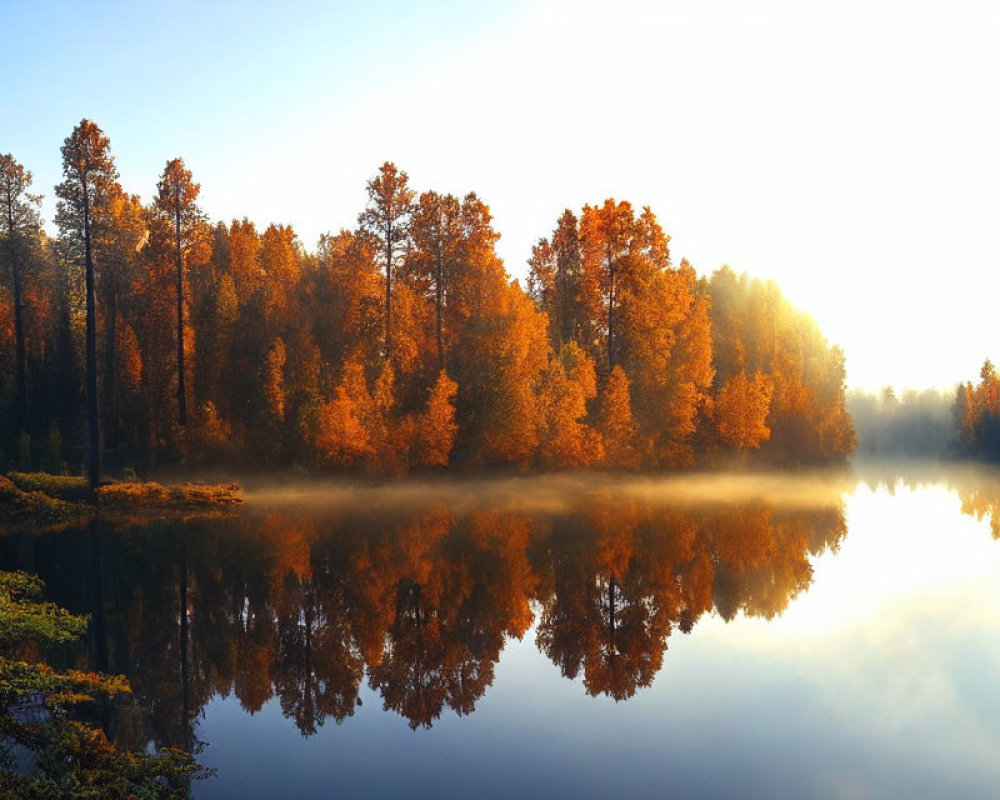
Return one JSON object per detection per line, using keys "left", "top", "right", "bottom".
{"left": 2, "top": 464, "right": 999, "bottom": 799}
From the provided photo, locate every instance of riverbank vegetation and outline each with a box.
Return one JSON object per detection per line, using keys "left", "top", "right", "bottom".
{"left": 0, "top": 569, "right": 204, "bottom": 798}
{"left": 0, "top": 472, "right": 242, "bottom": 529}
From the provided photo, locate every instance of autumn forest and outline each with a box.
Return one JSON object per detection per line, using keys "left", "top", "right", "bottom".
{"left": 0, "top": 119, "right": 863, "bottom": 485}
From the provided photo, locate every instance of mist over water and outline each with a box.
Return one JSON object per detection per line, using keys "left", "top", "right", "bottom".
{"left": 3, "top": 464, "right": 1000, "bottom": 798}
{"left": 244, "top": 468, "right": 857, "bottom": 516}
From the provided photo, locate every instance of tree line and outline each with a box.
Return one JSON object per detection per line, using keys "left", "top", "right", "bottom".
{"left": 1, "top": 120, "right": 855, "bottom": 482}
{"left": 848, "top": 387, "right": 958, "bottom": 458}
{"left": 844, "top": 361, "right": 1000, "bottom": 461}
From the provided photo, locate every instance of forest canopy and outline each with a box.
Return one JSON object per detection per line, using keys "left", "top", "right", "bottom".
{"left": 0, "top": 122, "right": 855, "bottom": 479}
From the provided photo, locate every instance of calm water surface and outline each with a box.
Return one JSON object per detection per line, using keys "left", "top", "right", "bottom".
{"left": 3, "top": 465, "right": 1000, "bottom": 799}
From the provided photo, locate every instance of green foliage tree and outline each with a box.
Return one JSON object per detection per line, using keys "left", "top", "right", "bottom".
{"left": 0, "top": 570, "right": 204, "bottom": 798}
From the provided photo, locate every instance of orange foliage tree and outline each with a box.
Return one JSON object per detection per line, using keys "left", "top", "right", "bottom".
{"left": 716, "top": 370, "right": 774, "bottom": 453}
{"left": 2, "top": 134, "right": 858, "bottom": 475}
{"left": 413, "top": 370, "right": 459, "bottom": 468}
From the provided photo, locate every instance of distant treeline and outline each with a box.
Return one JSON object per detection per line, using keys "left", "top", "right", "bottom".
{"left": 848, "top": 387, "right": 958, "bottom": 458}
{"left": 849, "top": 364, "right": 1000, "bottom": 461}
{"left": 0, "top": 120, "right": 854, "bottom": 478}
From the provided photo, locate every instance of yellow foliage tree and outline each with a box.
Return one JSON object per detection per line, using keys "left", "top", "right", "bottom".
{"left": 367, "top": 362, "right": 409, "bottom": 475}
{"left": 537, "top": 342, "right": 602, "bottom": 468}
{"left": 598, "top": 365, "right": 639, "bottom": 468}
{"left": 716, "top": 370, "right": 773, "bottom": 452}
{"left": 956, "top": 381, "right": 977, "bottom": 452}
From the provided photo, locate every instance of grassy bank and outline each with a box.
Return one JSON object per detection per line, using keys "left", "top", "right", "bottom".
{"left": 0, "top": 472, "right": 243, "bottom": 528}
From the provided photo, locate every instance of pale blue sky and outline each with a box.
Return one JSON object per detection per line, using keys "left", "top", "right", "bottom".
{"left": 4, "top": 0, "right": 999, "bottom": 391}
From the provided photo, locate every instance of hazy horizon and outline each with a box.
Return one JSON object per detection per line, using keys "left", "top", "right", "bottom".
{"left": 4, "top": 0, "right": 999, "bottom": 393}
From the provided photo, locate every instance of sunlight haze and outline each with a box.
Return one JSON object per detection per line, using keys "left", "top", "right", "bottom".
{"left": 3, "top": 0, "right": 998, "bottom": 392}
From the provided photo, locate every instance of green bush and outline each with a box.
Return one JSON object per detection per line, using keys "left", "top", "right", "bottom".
{"left": 0, "top": 570, "right": 207, "bottom": 798}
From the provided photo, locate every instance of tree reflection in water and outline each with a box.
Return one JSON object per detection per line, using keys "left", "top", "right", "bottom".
{"left": 0, "top": 487, "right": 848, "bottom": 746}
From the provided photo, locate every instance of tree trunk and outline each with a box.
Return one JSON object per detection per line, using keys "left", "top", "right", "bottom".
{"left": 608, "top": 574, "right": 617, "bottom": 656}
{"left": 179, "top": 535, "right": 191, "bottom": 752}
{"left": 84, "top": 194, "right": 100, "bottom": 488}
{"left": 175, "top": 203, "right": 187, "bottom": 427}
{"left": 556, "top": 257, "right": 565, "bottom": 350}
{"left": 104, "top": 285, "right": 118, "bottom": 450}
{"left": 89, "top": 516, "right": 110, "bottom": 735}
{"left": 10, "top": 242, "right": 28, "bottom": 439}
{"left": 5, "top": 199, "right": 29, "bottom": 441}
{"left": 608, "top": 247, "right": 616, "bottom": 371}
{"left": 435, "top": 246, "right": 444, "bottom": 369}
{"left": 384, "top": 221, "right": 393, "bottom": 360}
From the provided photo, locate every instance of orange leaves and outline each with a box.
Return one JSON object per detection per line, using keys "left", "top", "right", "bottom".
{"left": 316, "top": 230, "right": 382, "bottom": 369}
{"left": 260, "top": 224, "right": 301, "bottom": 321}
{"left": 707, "top": 266, "right": 855, "bottom": 463}
{"left": 413, "top": 370, "right": 459, "bottom": 468}
{"left": 8, "top": 142, "right": 865, "bottom": 475}
{"left": 155, "top": 158, "right": 200, "bottom": 217}
{"left": 537, "top": 343, "right": 603, "bottom": 469}
{"left": 228, "top": 218, "right": 261, "bottom": 303}
{"left": 0, "top": 289, "right": 14, "bottom": 347}
{"left": 215, "top": 273, "right": 239, "bottom": 326}
{"left": 716, "top": 370, "right": 774, "bottom": 451}
{"left": 540, "top": 201, "right": 715, "bottom": 468}
{"left": 955, "top": 360, "right": 1000, "bottom": 458}
{"left": 313, "top": 360, "right": 414, "bottom": 474}
{"left": 368, "top": 362, "right": 408, "bottom": 475}
{"left": 956, "top": 382, "right": 978, "bottom": 451}
{"left": 979, "top": 359, "right": 1000, "bottom": 417}
{"left": 264, "top": 337, "right": 287, "bottom": 423}
{"left": 315, "top": 360, "right": 374, "bottom": 469}
{"left": 115, "top": 318, "right": 143, "bottom": 396}
{"left": 191, "top": 401, "right": 233, "bottom": 458}
{"left": 444, "top": 268, "right": 547, "bottom": 468}
{"left": 598, "top": 365, "right": 639, "bottom": 469}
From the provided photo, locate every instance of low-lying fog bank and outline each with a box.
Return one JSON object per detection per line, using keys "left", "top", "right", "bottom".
{"left": 239, "top": 460, "right": 1000, "bottom": 516}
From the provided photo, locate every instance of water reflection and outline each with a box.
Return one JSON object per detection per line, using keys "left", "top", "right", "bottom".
{"left": 852, "top": 460, "right": 1000, "bottom": 539}
{"left": 0, "top": 482, "right": 854, "bottom": 747}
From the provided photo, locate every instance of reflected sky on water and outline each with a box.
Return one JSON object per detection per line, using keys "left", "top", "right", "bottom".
{"left": 2, "top": 467, "right": 999, "bottom": 798}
